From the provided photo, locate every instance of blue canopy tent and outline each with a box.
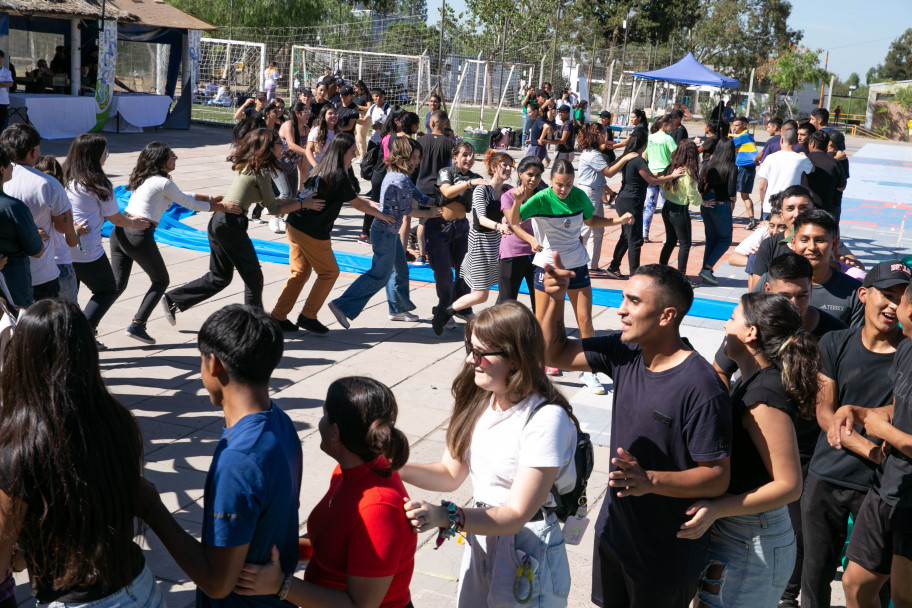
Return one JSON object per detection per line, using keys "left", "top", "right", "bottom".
{"left": 633, "top": 52, "right": 739, "bottom": 88}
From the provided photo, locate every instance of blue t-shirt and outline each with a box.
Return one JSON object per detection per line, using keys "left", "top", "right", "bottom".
{"left": 198, "top": 403, "right": 303, "bottom": 608}
{"left": 0, "top": 191, "right": 42, "bottom": 307}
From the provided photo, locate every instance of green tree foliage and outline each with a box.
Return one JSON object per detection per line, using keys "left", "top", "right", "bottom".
{"left": 867, "top": 66, "right": 879, "bottom": 85}
{"left": 846, "top": 72, "right": 860, "bottom": 88}
{"left": 170, "top": 0, "right": 400, "bottom": 28}
{"left": 875, "top": 28, "right": 912, "bottom": 82}
{"left": 768, "top": 46, "right": 828, "bottom": 93}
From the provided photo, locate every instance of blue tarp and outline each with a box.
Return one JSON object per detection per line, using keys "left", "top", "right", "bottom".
{"left": 633, "top": 52, "right": 739, "bottom": 89}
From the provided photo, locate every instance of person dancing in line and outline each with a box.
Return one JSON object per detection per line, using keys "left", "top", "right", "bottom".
{"left": 63, "top": 134, "right": 150, "bottom": 333}
{"left": 269, "top": 100, "right": 311, "bottom": 234}
{"left": 34, "top": 155, "right": 78, "bottom": 304}
{"left": 112, "top": 142, "right": 242, "bottom": 345}
{"left": 329, "top": 137, "right": 442, "bottom": 329}
{"left": 698, "top": 138, "right": 738, "bottom": 286}
{"left": 506, "top": 159, "right": 633, "bottom": 391}
{"left": 496, "top": 156, "right": 546, "bottom": 312}
{"left": 680, "top": 292, "right": 819, "bottom": 607}
{"left": 642, "top": 114, "right": 677, "bottom": 243}
{"left": 361, "top": 107, "right": 407, "bottom": 245}
{"left": 303, "top": 104, "right": 340, "bottom": 169}
{"left": 161, "top": 128, "right": 323, "bottom": 319}
{"left": 434, "top": 150, "right": 515, "bottom": 330}
{"left": 658, "top": 139, "right": 701, "bottom": 278}
{"left": 0, "top": 299, "right": 165, "bottom": 608}
{"left": 576, "top": 123, "right": 619, "bottom": 277}
{"left": 401, "top": 302, "right": 578, "bottom": 608}
{"left": 271, "top": 133, "right": 393, "bottom": 335}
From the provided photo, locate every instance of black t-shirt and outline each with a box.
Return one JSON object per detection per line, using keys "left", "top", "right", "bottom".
{"left": 583, "top": 333, "right": 732, "bottom": 585}
{"left": 309, "top": 99, "right": 330, "bottom": 126}
{"left": 415, "top": 134, "right": 454, "bottom": 196}
{"left": 805, "top": 151, "right": 846, "bottom": 216}
{"left": 556, "top": 121, "right": 576, "bottom": 153}
{"left": 670, "top": 125, "right": 689, "bottom": 145}
{"left": 529, "top": 117, "right": 547, "bottom": 146}
{"left": 809, "top": 327, "right": 896, "bottom": 492}
{"left": 750, "top": 267, "right": 863, "bottom": 327}
{"left": 617, "top": 156, "right": 649, "bottom": 204}
{"left": 437, "top": 166, "right": 480, "bottom": 212}
{"left": 875, "top": 338, "right": 912, "bottom": 506}
{"left": 701, "top": 165, "right": 737, "bottom": 203}
{"left": 750, "top": 235, "right": 792, "bottom": 278}
{"left": 700, "top": 135, "right": 719, "bottom": 162}
{"left": 335, "top": 101, "right": 359, "bottom": 132}
{"left": 352, "top": 93, "right": 368, "bottom": 108}
{"left": 728, "top": 367, "right": 796, "bottom": 495}
{"left": 285, "top": 168, "right": 358, "bottom": 240}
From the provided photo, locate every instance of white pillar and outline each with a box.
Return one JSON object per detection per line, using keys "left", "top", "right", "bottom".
{"left": 258, "top": 43, "right": 266, "bottom": 92}
{"left": 746, "top": 67, "right": 755, "bottom": 117}
{"left": 70, "top": 19, "right": 81, "bottom": 95}
{"left": 155, "top": 44, "right": 168, "bottom": 94}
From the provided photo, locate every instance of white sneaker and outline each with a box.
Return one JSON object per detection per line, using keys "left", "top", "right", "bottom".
{"left": 389, "top": 311, "right": 419, "bottom": 322}
{"left": 250, "top": 217, "right": 267, "bottom": 225}
{"left": 269, "top": 216, "right": 286, "bottom": 233}
{"left": 581, "top": 372, "right": 605, "bottom": 395}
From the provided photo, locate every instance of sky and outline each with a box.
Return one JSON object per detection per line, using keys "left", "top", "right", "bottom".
{"left": 427, "top": 0, "right": 912, "bottom": 82}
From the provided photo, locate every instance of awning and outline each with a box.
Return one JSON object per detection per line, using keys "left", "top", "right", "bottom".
{"left": 633, "top": 52, "right": 739, "bottom": 89}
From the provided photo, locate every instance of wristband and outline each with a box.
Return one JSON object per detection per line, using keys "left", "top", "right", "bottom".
{"left": 435, "top": 500, "right": 465, "bottom": 549}
{"left": 276, "top": 573, "right": 293, "bottom": 601}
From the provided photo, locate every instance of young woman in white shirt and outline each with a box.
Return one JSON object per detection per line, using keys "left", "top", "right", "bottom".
{"left": 401, "top": 301, "right": 578, "bottom": 607}
{"left": 110, "top": 141, "right": 242, "bottom": 344}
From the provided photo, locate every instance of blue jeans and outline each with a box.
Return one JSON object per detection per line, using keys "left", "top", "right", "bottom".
{"left": 697, "top": 506, "right": 796, "bottom": 608}
{"left": 521, "top": 112, "right": 530, "bottom": 147}
{"left": 57, "top": 263, "right": 79, "bottom": 304}
{"left": 332, "top": 225, "right": 415, "bottom": 320}
{"left": 48, "top": 564, "right": 165, "bottom": 608}
{"left": 700, "top": 201, "right": 733, "bottom": 270}
{"left": 643, "top": 184, "right": 663, "bottom": 237}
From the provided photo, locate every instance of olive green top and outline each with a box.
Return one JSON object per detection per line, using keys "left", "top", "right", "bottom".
{"left": 224, "top": 168, "right": 281, "bottom": 215}
{"left": 661, "top": 173, "right": 701, "bottom": 207}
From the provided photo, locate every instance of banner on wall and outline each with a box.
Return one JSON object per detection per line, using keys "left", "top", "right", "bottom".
{"left": 189, "top": 29, "right": 200, "bottom": 92}
{"left": 91, "top": 19, "right": 117, "bottom": 132}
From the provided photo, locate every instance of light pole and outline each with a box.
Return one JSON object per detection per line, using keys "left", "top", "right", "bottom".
{"left": 847, "top": 84, "right": 857, "bottom": 125}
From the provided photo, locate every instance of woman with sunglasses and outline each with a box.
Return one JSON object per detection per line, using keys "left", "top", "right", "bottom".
{"left": 111, "top": 141, "right": 242, "bottom": 345}
{"left": 433, "top": 150, "right": 514, "bottom": 330}
{"left": 161, "top": 129, "right": 323, "bottom": 319}
{"left": 400, "top": 301, "right": 578, "bottom": 607}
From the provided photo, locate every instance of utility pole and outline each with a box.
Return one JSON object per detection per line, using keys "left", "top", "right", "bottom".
{"left": 438, "top": 0, "right": 446, "bottom": 90}
{"left": 818, "top": 50, "right": 829, "bottom": 108}
{"left": 549, "top": 0, "right": 560, "bottom": 84}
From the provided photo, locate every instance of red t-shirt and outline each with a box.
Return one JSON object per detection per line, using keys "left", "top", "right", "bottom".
{"left": 305, "top": 457, "right": 416, "bottom": 608}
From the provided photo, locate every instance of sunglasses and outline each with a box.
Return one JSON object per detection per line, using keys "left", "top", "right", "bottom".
{"left": 465, "top": 340, "right": 507, "bottom": 367}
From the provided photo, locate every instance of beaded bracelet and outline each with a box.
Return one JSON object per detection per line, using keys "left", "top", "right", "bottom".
{"left": 435, "top": 500, "right": 465, "bottom": 549}
{"left": 276, "top": 573, "right": 293, "bottom": 601}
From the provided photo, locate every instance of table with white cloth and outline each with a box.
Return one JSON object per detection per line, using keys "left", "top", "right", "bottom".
{"left": 102, "top": 94, "right": 173, "bottom": 133}
{"left": 8, "top": 93, "right": 98, "bottom": 139}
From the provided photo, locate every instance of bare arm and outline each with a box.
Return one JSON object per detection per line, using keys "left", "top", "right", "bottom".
{"left": 638, "top": 166, "right": 685, "bottom": 187}
{"left": 504, "top": 187, "right": 540, "bottom": 251}
{"left": 398, "top": 448, "right": 470, "bottom": 492}
{"left": 233, "top": 101, "right": 253, "bottom": 121}
{"left": 349, "top": 196, "right": 394, "bottom": 224}
{"left": 610, "top": 448, "right": 730, "bottom": 499}
{"left": 604, "top": 152, "right": 636, "bottom": 177}
{"left": 816, "top": 374, "right": 884, "bottom": 464}
{"left": 583, "top": 212, "right": 633, "bottom": 228}
{"left": 303, "top": 140, "right": 319, "bottom": 168}
{"left": 757, "top": 177, "right": 768, "bottom": 207}
{"left": 51, "top": 210, "right": 80, "bottom": 246}
{"left": 539, "top": 252, "right": 596, "bottom": 372}
{"left": 106, "top": 212, "right": 150, "bottom": 230}
{"left": 438, "top": 177, "right": 485, "bottom": 199}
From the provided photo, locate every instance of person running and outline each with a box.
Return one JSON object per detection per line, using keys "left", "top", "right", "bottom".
{"left": 0, "top": 299, "right": 164, "bottom": 608}
{"left": 329, "top": 137, "right": 441, "bottom": 329}
{"left": 642, "top": 114, "right": 677, "bottom": 242}
{"left": 576, "top": 123, "right": 617, "bottom": 276}
{"left": 112, "top": 142, "right": 240, "bottom": 345}
{"left": 605, "top": 129, "right": 685, "bottom": 280}
{"left": 433, "top": 151, "right": 514, "bottom": 330}
{"left": 506, "top": 159, "right": 633, "bottom": 393}
{"left": 697, "top": 138, "right": 737, "bottom": 285}
{"left": 496, "top": 156, "right": 544, "bottom": 312}
{"left": 234, "top": 377, "right": 417, "bottom": 608}
{"left": 681, "top": 291, "right": 818, "bottom": 607}
{"left": 161, "top": 128, "right": 321, "bottom": 318}
{"left": 400, "top": 301, "right": 578, "bottom": 607}
{"left": 271, "top": 133, "right": 393, "bottom": 335}
{"left": 63, "top": 134, "right": 149, "bottom": 332}
{"left": 539, "top": 261, "right": 732, "bottom": 608}
{"left": 658, "top": 139, "right": 701, "bottom": 276}
{"left": 731, "top": 115, "right": 760, "bottom": 229}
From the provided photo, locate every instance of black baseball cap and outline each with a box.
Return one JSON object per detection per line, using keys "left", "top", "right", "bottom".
{"left": 558, "top": 105, "right": 570, "bottom": 113}
{"left": 828, "top": 130, "right": 846, "bottom": 151}
{"left": 298, "top": 87, "right": 312, "bottom": 96}
{"left": 535, "top": 88, "right": 550, "bottom": 98}
{"left": 863, "top": 260, "right": 912, "bottom": 289}
{"left": 599, "top": 111, "right": 611, "bottom": 118}
{"left": 339, "top": 85, "right": 354, "bottom": 96}
{"left": 670, "top": 109, "right": 684, "bottom": 118}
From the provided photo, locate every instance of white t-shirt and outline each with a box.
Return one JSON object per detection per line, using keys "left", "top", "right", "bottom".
{"left": 67, "top": 183, "right": 120, "bottom": 263}
{"left": 468, "top": 394, "right": 577, "bottom": 508}
{"left": 307, "top": 128, "right": 336, "bottom": 164}
{"left": 6, "top": 165, "right": 71, "bottom": 285}
{"left": 53, "top": 229, "right": 72, "bottom": 265}
{"left": 368, "top": 104, "right": 389, "bottom": 143}
{"left": 126, "top": 175, "right": 209, "bottom": 223}
{"left": 756, "top": 150, "right": 813, "bottom": 211}
{"left": 733, "top": 223, "right": 773, "bottom": 256}
{"left": 0, "top": 67, "right": 11, "bottom": 105}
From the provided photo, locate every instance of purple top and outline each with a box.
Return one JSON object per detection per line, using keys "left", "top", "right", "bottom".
{"left": 500, "top": 184, "right": 544, "bottom": 259}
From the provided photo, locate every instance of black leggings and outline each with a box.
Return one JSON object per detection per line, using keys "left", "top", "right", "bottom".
{"left": 610, "top": 197, "right": 644, "bottom": 274}
{"left": 110, "top": 225, "right": 169, "bottom": 324}
{"left": 659, "top": 203, "right": 692, "bottom": 273}
{"left": 496, "top": 254, "right": 536, "bottom": 312}
{"left": 73, "top": 253, "right": 119, "bottom": 330}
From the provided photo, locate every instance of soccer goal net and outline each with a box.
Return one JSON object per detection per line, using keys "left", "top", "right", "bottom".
{"left": 193, "top": 38, "right": 266, "bottom": 122}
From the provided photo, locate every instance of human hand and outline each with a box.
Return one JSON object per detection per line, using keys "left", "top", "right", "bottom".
{"left": 428, "top": 206, "right": 443, "bottom": 218}
{"left": 671, "top": 166, "right": 686, "bottom": 178}
{"left": 827, "top": 405, "right": 858, "bottom": 448}
{"left": 619, "top": 212, "right": 634, "bottom": 225}
{"left": 130, "top": 217, "right": 151, "bottom": 230}
{"left": 37, "top": 228, "right": 50, "bottom": 241}
{"left": 541, "top": 251, "right": 574, "bottom": 297}
{"left": 694, "top": 137, "right": 703, "bottom": 146}
{"left": 223, "top": 203, "right": 244, "bottom": 215}
{"left": 608, "top": 447, "right": 654, "bottom": 497}
{"left": 403, "top": 498, "right": 448, "bottom": 533}
{"left": 497, "top": 223, "right": 513, "bottom": 235}
{"left": 677, "top": 500, "right": 719, "bottom": 539}
{"left": 235, "top": 545, "right": 284, "bottom": 596}
{"left": 624, "top": 152, "right": 639, "bottom": 161}
{"left": 377, "top": 213, "right": 395, "bottom": 225}
{"left": 530, "top": 238, "right": 543, "bottom": 253}
{"left": 210, "top": 195, "right": 225, "bottom": 203}
{"left": 838, "top": 255, "right": 864, "bottom": 271}
{"left": 74, "top": 220, "right": 90, "bottom": 237}
{"left": 304, "top": 197, "right": 325, "bottom": 211}
{"left": 863, "top": 409, "right": 892, "bottom": 439}
{"left": 471, "top": 178, "right": 490, "bottom": 187}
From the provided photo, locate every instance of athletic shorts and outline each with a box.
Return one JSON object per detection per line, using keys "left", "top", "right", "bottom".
{"left": 845, "top": 490, "right": 912, "bottom": 575}
{"left": 534, "top": 264, "right": 590, "bottom": 291}
{"left": 736, "top": 165, "right": 756, "bottom": 194}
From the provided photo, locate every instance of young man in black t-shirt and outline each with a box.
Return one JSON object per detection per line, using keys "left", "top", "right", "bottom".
{"left": 806, "top": 130, "right": 847, "bottom": 222}
{"left": 669, "top": 109, "right": 688, "bottom": 144}
{"left": 799, "top": 261, "right": 911, "bottom": 608}
{"left": 540, "top": 260, "right": 732, "bottom": 608}
{"left": 334, "top": 85, "right": 360, "bottom": 134}
{"left": 413, "top": 110, "right": 454, "bottom": 265}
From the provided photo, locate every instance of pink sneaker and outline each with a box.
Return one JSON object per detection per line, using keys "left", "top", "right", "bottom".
{"left": 545, "top": 366, "right": 561, "bottom": 376}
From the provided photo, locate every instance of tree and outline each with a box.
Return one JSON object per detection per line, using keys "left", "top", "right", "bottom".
{"left": 867, "top": 66, "right": 879, "bottom": 85}
{"left": 846, "top": 72, "right": 860, "bottom": 87}
{"left": 876, "top": 28, "right": 912, "bottom": 81}
{"left": 762, "top": 45, "right": 828, "bottom": 117}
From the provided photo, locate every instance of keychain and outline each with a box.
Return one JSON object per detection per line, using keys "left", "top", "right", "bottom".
{"left": 562, "top": 502, "right": 591, "bottom": 546}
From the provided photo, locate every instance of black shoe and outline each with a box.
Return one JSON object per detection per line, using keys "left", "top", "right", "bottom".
{"left": 605, "top": 267, "right": 625, "bottom": 280}
{"left": 431, "top": 306, "right": 450, "bottom": 336}
{"left": 126, "top": 321, "right": 156, "bottom": 344}
{"left": 277, "top": 319, "right": 299, "bottom": 333}
{"left": 94, "top": 330, "right": 108, "bottom": 351}
{"left": 296, "top": 314, "right": 330, "bottom": 334}
{"left": 406, "top": 251, "right": 417, "bottom": 262}
{"left": 747, "top": 218, "right": 758, "bottom": 230}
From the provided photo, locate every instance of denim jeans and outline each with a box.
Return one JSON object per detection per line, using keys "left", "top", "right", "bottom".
{"left": 332, "top": 224, "right": 415, "bottom": 320}
{"left": 700, "top": 201, "right": 733, "bottom": 270}
{"left": 56, "top": 263, "right": 79, "bottom": 304}
{"left": 48, "top": 564, "right": 166, "bottom": 608}
{"left": 457, "top": 511, "right": 571, "bottom": 608}
{"left": 697, "top": 506, "right": 796, "bottom": 608}
{"left": 642, "top": 184, "right": 663, "bottom": 237}
{"left": 521, "top": 112, "right": 530, "bottom": 147}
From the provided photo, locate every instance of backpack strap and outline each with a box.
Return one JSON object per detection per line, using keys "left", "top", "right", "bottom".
{"left": 523, "top": 399, "right": 562, "bottom": 512}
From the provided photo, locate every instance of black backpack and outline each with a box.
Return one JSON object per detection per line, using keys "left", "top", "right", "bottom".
{"left": 525, "top": 401, "right": 594, "bottom": 522}
{"left": 360, "top": 142, "right": 382, "bottom": 181}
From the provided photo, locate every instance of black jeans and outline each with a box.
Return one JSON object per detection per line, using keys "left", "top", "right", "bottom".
{"left": 781, "top": 460, "right": 810, "bottom": 603}
{"left": 73, "top": 253, "right": 119, "bottom": 330}
{"left": 610, "top": 197, "right": 644, "bottom": 273}
{"left": 592, "top": 536, "right": 698, "bottom": 608}
{"left": 659, "top": 203, "right": 692, "bottom": 273}
{"left": 110, "top": 225, "right": 169, "bottom": 324}
{"left": 32, "top": 278, "right": 60, "bottom": 301}
{"left": 167, "top": 213, "right": 263, "bottom": 311}
{"left": 496, "top": 254, "right": 535, "bottom": 312}
{"left": 424, "top": 217, "right": 469, "bottom": 309}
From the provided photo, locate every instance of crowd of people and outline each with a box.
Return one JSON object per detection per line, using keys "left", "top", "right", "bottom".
{"left": 1, "top": 72, "right": 909, "bottom": 608}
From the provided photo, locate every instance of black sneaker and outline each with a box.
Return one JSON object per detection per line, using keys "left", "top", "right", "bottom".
{"left": 277, "top": 319, "right": 299, "bottom": 333}
{"left": 605, "top": 267, "right": 625, "bottom": 280}
{"left": 431, "top": 306, "right": 450, "bottom": 336}
{"left": 126, "top": 321, "right": 156, "bottom": 344}
{"left": 406, "top": 251, "right": 416, "bottom": 262}
{"left": 94, "top": 330, "right": 108, "bottom": 351}
{"left": 454, "top": 310, "right": 475, "bottom": 322}
{"left": 160, "top": 294, "right": 177, "bottom": 326}
{"left": 297, "top": 314, "right": 330, "bottom": 334}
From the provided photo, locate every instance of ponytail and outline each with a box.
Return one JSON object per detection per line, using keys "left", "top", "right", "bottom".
{"left": 365, "top": 417, "right": 410, "bottom": 475}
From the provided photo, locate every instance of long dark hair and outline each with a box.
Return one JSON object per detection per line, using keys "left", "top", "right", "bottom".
{"left": 62, "top": 133, "right": 112, "bottom": 199}
{"left": 287, "top": 101, "right": 309, "bottom": 147}
{"left": 127, "top": 141, "right": 172, "bottom": 191}
{"left": 379, "top": 106, "right": 405, "bottom": 140}
{"left": 227, "top": 128, "right": 282, "bottom": 175}
{"left": 311, "top": 132, "right": 356, "bottom": 190}
{"left": 664, "top": 139, "right": 700, "bottom": 192}
{"left": 446, "top": 301, "right": 578, "bottom": 461}
{"left": 0, "top": 299, "right": 143, "bottom": 589}
{"left": 621, "top": 128, "right": 648, "bottom": 157}
{"left": 700, "top": 138, "right": 736, "bottom": 191}
{"left": 313, "top": 104, "right": 340, "bottom": 151}
{"left": 325, "top": 377, "right": 409, "bottom": 476}
{"left": 400, "top": 111, "right": 420, "bottom": 135}
{"left": 740, "top": 292, "right": 821, "bottom": 418}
